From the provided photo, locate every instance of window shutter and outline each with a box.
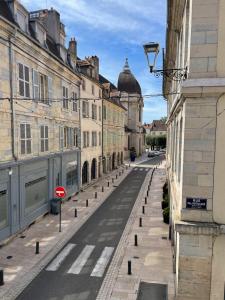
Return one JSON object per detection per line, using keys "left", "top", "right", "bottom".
{"left": 48, "top": 77, "right": 53, "bottom": 104}
{"left": 32, "top": 69, "right": 39, "bottom": 100}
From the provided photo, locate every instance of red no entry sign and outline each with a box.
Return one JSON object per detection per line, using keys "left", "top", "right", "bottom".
{"left": 55, "top": 186, "right": 67, "bottom": 198}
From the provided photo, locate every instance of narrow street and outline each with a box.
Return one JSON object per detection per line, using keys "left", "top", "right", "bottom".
{"left": 16, "top": 156, "right": 163, "bottom": 300}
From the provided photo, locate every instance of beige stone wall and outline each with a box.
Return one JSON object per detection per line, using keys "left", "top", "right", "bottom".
{"left": 0, "top": 19, "right": 80, "bottom": 163}
{"left": 80, "top": 74, "right": 102, "bottom": 183}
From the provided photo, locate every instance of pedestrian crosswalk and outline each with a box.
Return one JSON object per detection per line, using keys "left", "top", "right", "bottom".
{"left": 133, "top": 167, "right": 150, "bottom": 172}
{"left": 46, "top": 244, "right": 114, "bottom": 278}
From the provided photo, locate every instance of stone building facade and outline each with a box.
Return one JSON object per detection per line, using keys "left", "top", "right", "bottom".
{"left": 0, "top": 1, "right": 81, "bottom": 241}
{"left": 165, "top": 0, "right": 225, "bottom": 299}
{"left": 117, "top": 59, "right": 145, "bottom": 159}
{"left": 78, "top": 56, "right": 103, "bottom": 185}
{"left": 100, "top": 75, "right": 126, "bottom": 172}
{"left": 144, "top": 120, "right": 167, "bottom": 136}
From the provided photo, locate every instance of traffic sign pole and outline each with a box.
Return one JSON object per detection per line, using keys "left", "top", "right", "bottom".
{"left": 59, "top": 199, "right": 62, "bottom": 232}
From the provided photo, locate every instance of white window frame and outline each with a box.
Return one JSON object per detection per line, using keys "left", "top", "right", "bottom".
{"left": 18, "top": 63, "right": 30, "bottom": 98}
{"left": 63, "top": 86, "right": 69, "bottom": 109}
{"left": 20, "top": 123, "right": 32, "bottom": 155}
{"left": 40, "top": 125, "right": 49, "bottom": 152}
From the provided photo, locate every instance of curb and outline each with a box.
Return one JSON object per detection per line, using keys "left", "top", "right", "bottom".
{"left": 96, "top": 167, "right": 155, "bottom": 300}
{"left": 0, "top": 167, "right": 132, "bottom": 300}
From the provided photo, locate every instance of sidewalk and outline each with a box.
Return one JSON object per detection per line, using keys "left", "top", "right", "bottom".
{"left": 97, "top": 161, "right": 175, "bottom": 300}
{"left": 0, "top": 164, "right": 133, "bottom": 300}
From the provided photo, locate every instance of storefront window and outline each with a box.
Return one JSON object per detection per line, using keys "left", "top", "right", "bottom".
{"left": 0, "top": 190, "right": 8, "bottom": 230}
{"left": 66, "top": 161, "right": 77, "bottom": 188}
{"left": 25, "top": 176, "right": 47, "bottom": 215}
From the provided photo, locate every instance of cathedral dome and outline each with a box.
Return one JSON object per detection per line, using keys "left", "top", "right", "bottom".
{"left": 117, "top": 58, "right": 141, "bottom": 95}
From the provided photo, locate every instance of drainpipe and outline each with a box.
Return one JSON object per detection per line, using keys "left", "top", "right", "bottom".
{"left": 102, "top": 97, "right": 104, "bottom": 173}
{"left": 8, "top": 36, "right": 17, "bottom": 161}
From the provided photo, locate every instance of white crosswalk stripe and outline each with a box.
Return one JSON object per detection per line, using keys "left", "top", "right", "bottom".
{"left": 90, "top": 247, "right": 114, "bottom": 277}
{"left": 134, "top": 168, "right": 138, "bottom": 171}
{"left": 46, "top": 243, "right": 76, "bottom": 271}
{"left": 139, "top": 168, "right": 143, "bottom": 171}
{"left": 67, "top": 245, "right": 95, "bottom": 275}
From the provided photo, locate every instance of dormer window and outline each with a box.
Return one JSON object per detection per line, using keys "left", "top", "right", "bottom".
{"left": 36, "top": 25, "right": 46, "bottom": 46}
{"left": 17, "top": 9, "right": 28, "bottom": 32}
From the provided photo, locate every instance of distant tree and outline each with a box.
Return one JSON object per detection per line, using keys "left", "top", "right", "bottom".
{"left": 160, "top": 116, "right": 167, "bottom": 123}
{"left": 146, "top": 134, "right": 166, "bottom": 150}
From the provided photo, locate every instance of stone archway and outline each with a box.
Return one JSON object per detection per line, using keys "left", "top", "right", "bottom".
{"left": 117, "top": 152, "right": 120, "bottom": 166}
{"left": 121, "top": 151, "right": 123, "bottom": 164}
{"left": 91, "top": 158, "right": 97, "bottom": 180}
{"left": 82, "top": 161, "right": 89, "bottom": 185}
{"left": 112, "top": 152, "right": 116, "bottom": 170}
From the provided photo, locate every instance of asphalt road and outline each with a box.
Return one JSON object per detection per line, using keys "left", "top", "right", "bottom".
{"left": 17, "top": 156, "right": 163, "bottom": 300}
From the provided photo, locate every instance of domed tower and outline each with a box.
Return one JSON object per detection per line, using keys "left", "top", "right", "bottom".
{"left": 117, "top": 58, "right": 144, "bottom": 157}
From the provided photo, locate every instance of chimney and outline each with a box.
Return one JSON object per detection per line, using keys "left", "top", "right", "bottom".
{"left": 68, "top": 37, "right": 77, "bottom": 64}
{"left": 91, "top": 56, "right": 99, "bottom": 80}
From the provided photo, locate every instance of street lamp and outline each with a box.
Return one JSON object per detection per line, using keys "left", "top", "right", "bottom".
{"left": 143, "top": 42, "right": 187, "bottom": 81}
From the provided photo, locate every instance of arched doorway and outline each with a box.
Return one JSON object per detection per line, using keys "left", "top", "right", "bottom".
{"left": 91, "top": 158, "right": 97, "bottom": 180}
{"left": 112, "top": 152, "right": 116, "bottom": 170}
{"left": 82, "top": 161, "right": 89, "bottom": 185}
{"left": 117, "top": 153, "right": 120, "bottom": 166}
{"left": 121, "top": 151, "right": 123, "bottom": 164}
{"left": 103, "top": 156, "right": 106, "bottom": 173}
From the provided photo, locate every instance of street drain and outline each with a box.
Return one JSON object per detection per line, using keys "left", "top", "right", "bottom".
{"left": 20, "top": 235, "right": 26, "bottom": 239}
{"left": 162, "top": 236, "right": 167, "bottom": 240}
{"left": 133, "top": 256, "right": 139, "bottom": 259}
{"left": 7, "top": 256, "right": 13, "bottom": 259}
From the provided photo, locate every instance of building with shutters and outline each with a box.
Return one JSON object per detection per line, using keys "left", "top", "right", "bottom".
{"left": 99, "top": 74, "right": 126, "bottom": 173}
{"left": 78, "top": 56, "right": 103, "bottom": 185}
{"left": 165, "top": 0, "right": 225, "bottom": 299}
{"left": 0, "top": 1, "right": 81, "bottom": 241}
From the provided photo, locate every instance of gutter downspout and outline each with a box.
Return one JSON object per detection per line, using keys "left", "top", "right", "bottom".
{"left": 9, "top": 36, "right": 17, "bottom": 161}
{"left": 101, "top": 96, "right": 104, "bottom": 174}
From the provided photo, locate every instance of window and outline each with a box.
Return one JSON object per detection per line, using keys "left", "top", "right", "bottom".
{"left": 73, "top": 128, "right": 78, "bottom": 147}
{"left": 92, "top": 104, "right": 97, "bottom": 120}
{"left": 82, "top": 101, "right": 89, "bottom": 118}
{"left": 17, "top": 9, "right": 27, "bottom": 32}
{"left": 92, "top": 85, "right": 95, "bottom": 95}
{"left": 40, "top": 125, "right": 48, "bottom": 152}
{"left": 99, "top": 89, "right": 101, "bottom": 98}
{"left": 63, "top": 86, "right": 69, "bottom": 109}
{"left": 92, "top": 131, "right": 97, "bottom": 146}
{"left": 48, "top": 77, "right": 53, "bottom": 103}
{"left": 59, "top": 126, "right": 64, "bottom": 150}
{"left": 103, "top": 105, "right": 107, "bottom": 120}
{"left": 18, "top": 63, "right": 30, "bottom": 98}
{"left": 72, "top": 92, "right": 78, "bottom": 112}
{"left": 40, "top": 74, "right": 47, "bottom": 103}
{"left": 99, "top": 132, "right": 101, "bottom": 146}
{"left": 99, "top": 106, "right": 102, "bottom": 121}
{"left": 66, "top": 168, "right": 76, "bottom": 187}
{"left": 83, "top": 131, "right": 89, "bottom": 148}
{"left": 32, "top": 71, "right": 52, "bottom": 104}
{"left": 0, "top": 189, "right": 8, "bottom": 230}
{"left": 82, "top": 79, "right": 86, "bottom": 91}
{"left": 64, "top": 127, "right": 68, "bottom": 148}
{"left": 20, "top": 123, "right": 31, "bottom": 155}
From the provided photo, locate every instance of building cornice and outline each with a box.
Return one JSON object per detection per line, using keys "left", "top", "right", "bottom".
{"left": 175, "top": 221, "right": 225, "bottom": 236}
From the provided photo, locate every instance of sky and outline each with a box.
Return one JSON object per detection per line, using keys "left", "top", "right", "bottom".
{"left": 21, "top": 0, "right": 167, "bottom": 123}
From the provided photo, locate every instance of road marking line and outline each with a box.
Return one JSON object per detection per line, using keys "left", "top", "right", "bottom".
{"left": 134, "top": 168, "right": 138, "bottom": 171}
{"left": 46, "top": 243, "right": 76, "bottom": 271}
{"left": 91, "top": 247, "right": 114, "bottom": 277}
{"left": 139, "top": 168, "right": 143, "bottom": 171}
{"left": 67, "top": 245, "right": 95, "bottom": 275}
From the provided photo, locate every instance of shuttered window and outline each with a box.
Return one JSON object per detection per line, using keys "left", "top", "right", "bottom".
{"left": 18, "top": 63, "right": 30, "bottom": 98}
{"left": 72, "top": 92, "right": 78, "bottom": 112}
{"left": 92, "top": 104, "right": 97, "bottom": 120}
{"left": 40, "top": 125, "right": 49, "bottom": 152}
{"left": 48, "top": 77, "right": 53, "bottom": 103}
{"left": 20, "top": 123, "right": 31, "bottom": 155}
{"left": 63, "top": 86, "right": 69, "bottom": 109}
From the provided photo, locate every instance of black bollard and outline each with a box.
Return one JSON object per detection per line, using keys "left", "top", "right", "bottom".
{"left": 108, "top": 181, "right": 110, "bottom": 187}
{"left": 74, "top": 208, "right": 77, "bottom": 218}
{"left": 86, "top": 199, "right": 88, "bottom": 207}
{"left": 128, "top": 260, "right": 132, "bottom": 275}
{"left": 134, "top": 234, "right": 138, "bottom": 246}
{"left": 102, "top": 186, "right": 104, "bottom": 192}
{"left": 142, "top": 206, "right": 145, "bottom": 214}
{"left": 35, "top": 241, "right": 39, "bottom": 254}
{"left": 0, "top": 269, "right": 4, "bottom": 286}
{"left": 147, "top": 190, "right": 149, "bottom": 197}
{"left": 95, "top": 192, "right": 97, "bottom": 199}
{"left": 139, "top": 217, "right": 142, "bottom": 227}
{"left": 145, "top": 197, "right": 147, "bottom": 204}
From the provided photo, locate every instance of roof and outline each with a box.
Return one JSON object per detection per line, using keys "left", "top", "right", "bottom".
{"left": 148, "top": 120, "right": 167, "bottom": 132}
{"left": 117, "top": 59, "right": 141, "bottom": 95}
{"left": 99, "top": 74, "right": 117, "bottom": 90}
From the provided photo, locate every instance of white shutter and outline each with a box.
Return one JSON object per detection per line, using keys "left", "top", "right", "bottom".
{"left": 48, "top": 77, "right": 53, "bottom": 104}
{"left": 32, "top": 69, "right": 39, "bottom": 100}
